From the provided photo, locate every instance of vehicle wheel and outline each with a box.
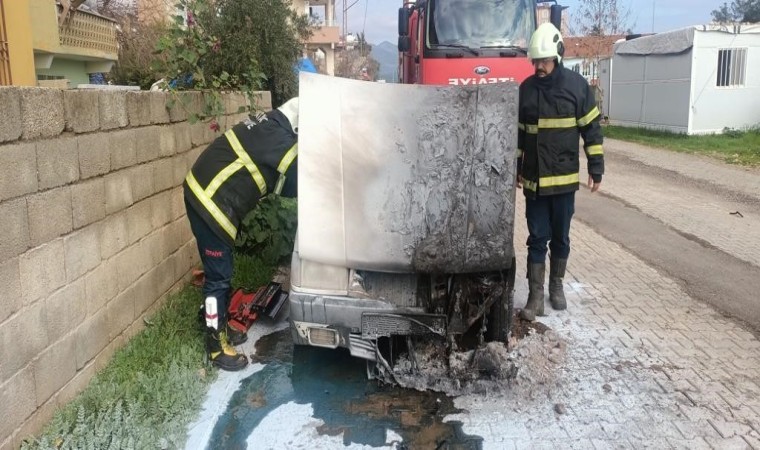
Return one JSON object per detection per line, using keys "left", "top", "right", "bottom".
{"left": 486, "top": 256, "right": 516, "bottom": 343}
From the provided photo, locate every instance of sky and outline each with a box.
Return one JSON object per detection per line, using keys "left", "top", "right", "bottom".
{"left": 341, "top": 0, "right": 724, "bottom": 44}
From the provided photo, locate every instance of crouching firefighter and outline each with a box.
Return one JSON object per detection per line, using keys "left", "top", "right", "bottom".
{"left": 516, "top": 23, "right": 605, "bottom": 321}
{"left": 183, "top": 98, "right": 299, "bottom": 371}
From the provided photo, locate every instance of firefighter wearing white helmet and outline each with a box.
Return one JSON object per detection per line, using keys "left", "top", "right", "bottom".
{"left": 516, "top": 23, "right": 605, "bottom": 322}
{"left": 184, "top": 98, "right": 299, "bottom": 371}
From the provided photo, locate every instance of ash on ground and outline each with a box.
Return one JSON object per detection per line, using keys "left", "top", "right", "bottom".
{"left": 388, "top": 315, "right": 567, "bottom": 396}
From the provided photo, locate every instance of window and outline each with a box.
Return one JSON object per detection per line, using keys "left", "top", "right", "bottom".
{"left": 716, "top": 48, "right": 747, "bottom": 87}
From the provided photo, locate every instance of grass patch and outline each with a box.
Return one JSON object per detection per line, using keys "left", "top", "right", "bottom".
{"left": 603, "top": 125, "right": 760, "bottom": 166}
{"left": 22, "top": 252, "right": 281, "bottom": 450}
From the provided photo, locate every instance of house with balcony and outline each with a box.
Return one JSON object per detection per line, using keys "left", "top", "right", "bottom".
{"left": 292, "top": 0, "right": 340, "bottom": 76}
{"left": 0, "top": 0, "right": 118, "bottom": 87}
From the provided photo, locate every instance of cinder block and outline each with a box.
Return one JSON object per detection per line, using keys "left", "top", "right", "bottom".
{"left": 114, "top": 242, "right": 150, "bottom": 291}
{"left": 27, "top": 187, "right": 73, "bottom": 246}
{"left": 133, "top": 266, "right": 160, "bottom": 316}
{"left": 64, "top": 90, "right": 100, "bottom": 133}
{"left": 156, "top": 257, "right": 175, "bottom": 295}
{"left": 170, "top": 187, "right": 186, "bottom": 221}
{"left": 159, "top": 125, "right": 176, "bottom": 157}
{"left": 153, "top": 158, "right": 175, "bottom": 193}
{"left": 0, "top": 199, "right": 30, "bottom": 262}
{"left": 0, "top": 301, "right": 48, "bottom": 383}
{"left": 104, "top": 170, "right": 134, "bottom": 215}
{"left": 0, "top": 258, "right": 21, "bottom": 324}
{"left": 99, "top": 212, "right": 129, "bottom": 259}
{"left": 20, "top": 88, "right": 65, "bottom": 140}
{"left": 174, "top": 122, "right": 192, "bottom": 153}
{"left": 75, "top": 307, "right": 109, "bottom": 370}
{"left": 173, "top": 153, "right": 189, "bottom": 187}
{"left": 34, "top": 334, "right": 76, "bottom": 406}
{"left": 0, "top": 142, "right": 38, "bottom": 202}
{"left": 107, "top": 286, "right": 135, "bottom": 340}
{"left": 37, "top": 136, "right": 79, "bottom": 190}
{"left": 77, "top": 133, "right": 110, "bottom": 179}
{"left": 190, "top": 122, "right": 209, "bottom": 147}
{"left": 149, "top": 91, "right": 170, "bottom": 124}
{"left": 19, "top": 241, "right": 68, "bottom": 307}
{"left": 136, "top": 126, "right": 160, "bottom": 163}
{"left": 126, "top": 199, "right": 152, "bottom": 244}
{"left": 95, "top": 334, "right": 123, "bottom": 371}
{"left": 71, "top": 177, "right": 105, "bottom": 229}
{"left": 45, "top": 279, "right": 86, "bottom": 344}
{"left": 110, "top": 129, "right": 137, "bottom": 170}
{"left": 98, "top": 91, "right": 128, "bottom": 130}
{"left": 84, "top": 258, "right": 118, "bottom": 313}
{"left": 0, "top": 366, "right": 36, "bottom": 440}
{"left": 169, "top": 92, "right": 202, "bottom": 123}
{"left": 55, "top": 362, "right": 94, "bottom": 408}
{"left": 126, "top": 91, "right": 151, "bottom": 127}
{"left": 129, "top": 163, "right": 156, "bottom": 202}
{"left": 13, "top": 395, "right": 57, "bottom": 450}
{"left": 150, "top": 191, "right": 172, "bottom": 229}
{"left": 224, "top": 92, "right": 249, "bottom": 115}
{"left": 252, "top": 90, "right": 272, "bottom": 111}
{"left": 163, "top": 219, "right": 183, "bottom": 257}
{"left": 143, "top": 230, "right": 165, "bottom": 267}
{"left": 64, "top": 223, "right": 101, "bottom": 282}
{"left": 0, "top": 88, "right": 22, "bottom": 143}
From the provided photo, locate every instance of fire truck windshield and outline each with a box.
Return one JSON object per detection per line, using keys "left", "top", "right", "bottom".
{"left": 427, "top": 0, "right": 536, "bottom": 50}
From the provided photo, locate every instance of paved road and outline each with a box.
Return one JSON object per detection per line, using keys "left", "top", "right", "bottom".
{"left": 185, "top": 140, "right": 760, "bottom": 450}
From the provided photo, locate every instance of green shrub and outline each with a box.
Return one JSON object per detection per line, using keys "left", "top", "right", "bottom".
{"left": 235, "top": 195, "right": 298, "bottom": 263}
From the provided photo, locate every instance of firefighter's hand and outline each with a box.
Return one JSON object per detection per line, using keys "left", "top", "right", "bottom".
{"left": 588, "top": 175, "right": 601, "bottom": 193}
{"left": 516, "top": 174, "right": 523, "bottom": 188}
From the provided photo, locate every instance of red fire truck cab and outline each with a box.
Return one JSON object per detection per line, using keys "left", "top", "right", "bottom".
{"left": 398, "top": 0, "right": 565, "bottom": 86}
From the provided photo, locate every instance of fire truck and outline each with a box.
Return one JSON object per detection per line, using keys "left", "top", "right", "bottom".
{"left": 398, "top": 0, "right": 565, "bottom": 85}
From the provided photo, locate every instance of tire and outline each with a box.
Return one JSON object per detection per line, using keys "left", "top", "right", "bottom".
{"left": 486, "top": 256, "right": 516, "bottom": 342}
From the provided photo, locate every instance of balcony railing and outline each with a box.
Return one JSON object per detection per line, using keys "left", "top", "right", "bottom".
{"left": 57, "top": 5, "right": 118, "bottom": 59}
{"left": 306, "top": 16, "right": 340, "bottom": 45}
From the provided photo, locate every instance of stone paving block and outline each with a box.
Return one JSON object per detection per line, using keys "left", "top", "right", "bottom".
{"left": 0, "top": 198, "right": 30, "bottom": 262}
{"left": 20, "top": 88, "right": 65, "bottom": 139}
{"left": 0, "top": 301, "right": 47, "bottom": 383}
{"left": 63, "top": 90, "right": 99, "bottom": 133}
{"left": 126, "top": 91, "right": 152, "bottom": 127}
{"left": 704, "top": 435, "right": 753, "bottom": 449}
{"left": 99, "top": 212, "right": 129, "bottom": 260}
{"left": 666, "top": 437, "right": 712, "bottom": 450}
{"left": 75, "top": 307, "right": 109, "bottom": 370}
{"left": 107, "top": 287, "right": 135, "bottom": 340}
{"left": 27, "top": 187, "right": 73, "bottom": 246}
{"left": 63, "top": 223, "right": 101, "bottom": 282}
{"left": 36, "top": 136, "right": 79, "bottom": 190}
{"left": 71, "top": 177, "right": 106, "bottom": 230}
{"left": 19, "top": 239, "right": 66, "bottom": 306}
{"left": 77, "top": 133, "right": 110, "bottom": 179}
{"left": 708, "top": 419, "right": 755, "bottom": 438}
{"left": 110, "top": 129, "right": 137, "bottom": 170}
{"left": 84, "top": 258, "right": 118, "bottom": 314}
{"left": 98, "top": 91, "right": 128, "bottom": 130}
{"left": 0, "top": 258, "right": 21, "bottom": 324}
{"left": 0, "top": 88, "right": 22, "bottom": 143}
{"left": 34, "top": 334, "right": 76, "bottom": 406}
{"left": 136, "top": 126, "right": 161, "bottom": 163}
{"left": 0, "top": 142, "right": 37, "bottom": 202}
{"left": 0, "top": 366, "right": 36, "bottom": 441}
{"left": 104, "top": 170, "right": 134, "bottom": 215}
{"left": 45, "top": 280, "right": 86, "bottom": 344}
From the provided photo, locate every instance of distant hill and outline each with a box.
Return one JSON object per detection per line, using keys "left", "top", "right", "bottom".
{"left": 371, "top": 41, "right": 398, "bottom": 83}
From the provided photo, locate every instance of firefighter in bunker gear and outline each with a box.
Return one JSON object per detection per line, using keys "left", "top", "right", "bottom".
{"left": 184, "top": 98, "right": 299, "bottom": 371}
{"left": 517, "top": 23, "right": 604, "bottom": 321}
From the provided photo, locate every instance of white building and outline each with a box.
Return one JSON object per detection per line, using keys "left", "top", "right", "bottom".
{"left": 601, "top": 24, "right": 760, "bottom": 134}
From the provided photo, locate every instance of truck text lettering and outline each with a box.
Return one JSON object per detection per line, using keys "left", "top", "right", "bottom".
{"left": 448, "top": 77, "right": 515, "bottom": 85}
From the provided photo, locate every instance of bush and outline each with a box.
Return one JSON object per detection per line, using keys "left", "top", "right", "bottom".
{"left": 235, "top": 196, "right": 298, "bottom": 263}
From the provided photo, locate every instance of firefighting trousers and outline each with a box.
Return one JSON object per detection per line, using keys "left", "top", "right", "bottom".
{"left": 525, "top": 191, "right": 575, "bottom": 264}
{"left": 185, "top": 197, "right": 234, "bottom": 328}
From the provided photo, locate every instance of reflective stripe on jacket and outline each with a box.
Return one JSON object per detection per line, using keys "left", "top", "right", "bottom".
{"left": 517, "top": 66, "right": 604, "bottom": 198}
{"left": 183, "top": 109, "right": 298, "bottom": 246}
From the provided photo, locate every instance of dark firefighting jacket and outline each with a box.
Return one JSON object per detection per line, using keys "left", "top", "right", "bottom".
{"left": 517, "top": 66, "right": 604, "bottom": 198}
{"left": 183, "top": 109, "right": 298, "bottom": 247}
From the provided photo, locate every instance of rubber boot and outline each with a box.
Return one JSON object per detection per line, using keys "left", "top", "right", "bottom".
{"left": 549, "top": 258, "right": 568, "bottom": 310}
{"left": 520, "top": 262, "right": 545, "bottom": 321}
{"left": 206, "top": 328, "right": 248, "bottom": 371}
{"left": 226, "top": 323, "right": 248, "bottom": 346}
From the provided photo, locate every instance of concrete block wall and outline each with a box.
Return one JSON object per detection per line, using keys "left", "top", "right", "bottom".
{"left": 0, "top": 87, "right": 272, "bottom": 449}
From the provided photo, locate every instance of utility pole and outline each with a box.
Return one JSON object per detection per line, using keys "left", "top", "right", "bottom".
{"left": 651, "top": 0, "right": 655, "bottom": 33}
{"left": 342, "top": 0, "right": 360, "bottom": 40}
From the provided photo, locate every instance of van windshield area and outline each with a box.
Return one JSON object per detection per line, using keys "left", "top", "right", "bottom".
{"left": 427, "top": 0, "right": 535, "bottom": 50}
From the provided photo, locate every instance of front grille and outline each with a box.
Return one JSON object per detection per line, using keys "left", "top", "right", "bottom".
{"left": 361, "top": 313, "right": 446, "bottom": 339}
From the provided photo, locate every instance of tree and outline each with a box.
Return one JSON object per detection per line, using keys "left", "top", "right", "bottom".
{"left": 712, "top": 0, "right": 760, "bottom": 23}
{"left": 571, "top": 0, "right": 633, "bottom": 37}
